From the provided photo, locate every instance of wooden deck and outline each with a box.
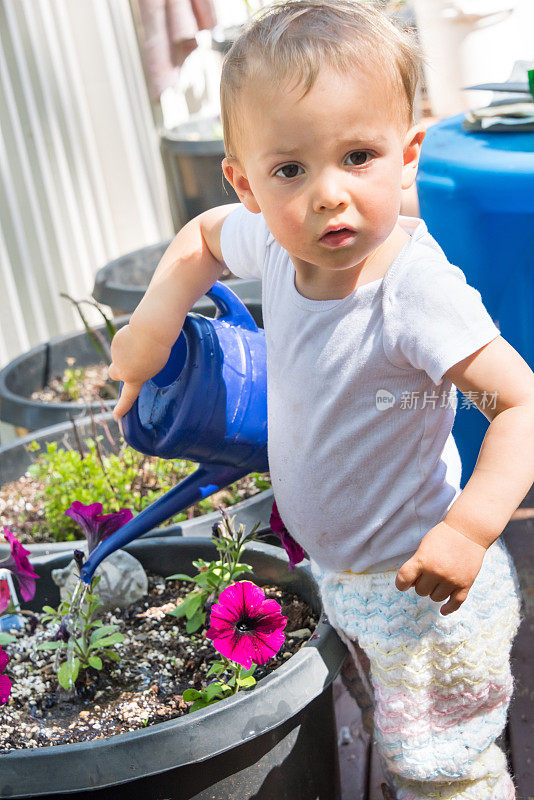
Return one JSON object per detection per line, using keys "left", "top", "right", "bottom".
{"left": 332, "top": 498, "right": 534, "bottom": 800}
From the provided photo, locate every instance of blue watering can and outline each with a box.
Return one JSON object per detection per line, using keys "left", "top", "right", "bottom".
{"left": 79, "top": 281, "right": 268, "bottom": 585}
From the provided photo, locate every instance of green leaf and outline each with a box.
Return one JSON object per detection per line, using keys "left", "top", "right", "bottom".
{"left": 90, "top": 625, "right": 119, "bottom": 644}
{"left": 236, "top": 675, "right": 256, "bottom": 688}
{"left": 233, "top": 562, "right": 254, "bottom": 572}
{"left": 0, "top": 633, "right": 16, "bottom": 646}
{"left": 167, "top": 602, "right": 187, "bottom": 618}
{"left": 167, "top": 591, "right": 202, "bottom": 619}
{"left": 205, "top": 682, "right": 226, "bottom": 701}
{"left": 239, "top": 664, "right": 256, "bottom": 677}
{"left": 189, "top": 699, "right": 208, "bottom": 713}
{"left": 41, "top": 606, "right": 57, "bottom": 615}
{"left": 91, "top": 633, "right": 124, "bottom": 648}
{"left": 206, "top": 662, "right": 225, "bottom": 678}
{"left": 166, "top": 573, "right": 194, "bottom": 582}
{"left": 101, "top": 649, "right": 121, "bottom": 661}
{"left": 90, "top": 301, "right": 117, "bottom": 342}
{"left": 37, "top": 640, "right": 64, "bottom": 651}
{"left": 182, "top": 688, "right": 202, "bottom": 701}
{"left": 186, "top": 609, "right": 205, "bottom": 634}
{"left": 87, "top": 656, "right": 102, "bottom": 670}
{"left": 193, "top": 572, "right": 212, "bottom": 589}
{"left": 185, "top": 593, "right": 204, "bottom": 620}
{"left": 58, "top": 658, "right": 80, "bottom": 689}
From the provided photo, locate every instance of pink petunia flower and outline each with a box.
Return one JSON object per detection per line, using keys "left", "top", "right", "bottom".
{"left": 0, "top": 646, "right": 11, "bottom": 704}
{"left": 206, "top": 580, "right": 287, "bottom": 670}
{"left": 0, "top": 528, "right": 39, "bottom": 612}
{"left": 65, "top": 501, "right": 133, "bottom": 555}
{"left": 269, "top": 501, "right": 306, "bottom": 571}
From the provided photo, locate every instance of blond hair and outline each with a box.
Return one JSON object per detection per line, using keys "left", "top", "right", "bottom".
{"left": 220, "top": 0, "right": 424, "bottom": 161}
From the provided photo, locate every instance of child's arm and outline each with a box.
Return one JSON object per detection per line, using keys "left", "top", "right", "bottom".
{"left": 395, "top": 335, "right": 534, "bottom": 615}
{"left": 108, "top": 203, "right": 241, "bottom": 419}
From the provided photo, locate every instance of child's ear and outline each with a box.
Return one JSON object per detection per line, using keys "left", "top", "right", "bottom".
{"left": 401, "top": 124, "right": 426, "bottom": 191}
{"left": 221, "top": 157, "right": 261, "bottom": 214}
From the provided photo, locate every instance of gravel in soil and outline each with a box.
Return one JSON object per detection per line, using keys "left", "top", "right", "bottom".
{"left": 0, "top": 573, "right": 317, "bottom": 751}
{"left": 29, "top": 363, "right": 118, "bottom": 404}
{"left": 0, "top": 470, "right": 270, "bottom": 545}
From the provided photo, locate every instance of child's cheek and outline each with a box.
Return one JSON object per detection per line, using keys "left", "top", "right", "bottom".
{"left": 265, "top": 208, "right": 303, "bottom": 247}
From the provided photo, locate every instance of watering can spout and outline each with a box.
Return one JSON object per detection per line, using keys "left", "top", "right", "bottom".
{"left": 79, "top": 279, "right": 269, "bottom": 584}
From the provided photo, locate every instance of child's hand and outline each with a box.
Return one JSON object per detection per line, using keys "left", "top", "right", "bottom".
{"left": 108, "top": 324, "right": 172, "bottom": 420}
{"left": 395, "top": 522, "right": 487, "bottom": 616}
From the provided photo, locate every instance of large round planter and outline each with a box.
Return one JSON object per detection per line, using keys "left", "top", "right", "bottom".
{"left": 1, "top": 279, "right": 263, "bottom": 432}
{"left": 159, "top": 115, "right": 238, "bottom": 228}
{"left": 92, "top": 240, "right": 262, "bottom": 325}
{"left": 0, "top": 412, "right": 275, "bottom": 557}
{"left": 1, "top": 538, "right": 346, "bottom": 799}
{"left": 0, "top": 317, "right": 129, "bottom": 433}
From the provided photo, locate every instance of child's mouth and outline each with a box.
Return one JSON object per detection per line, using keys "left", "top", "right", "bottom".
{"left": 319, "top": 228, "right": 356, "bottom": 248}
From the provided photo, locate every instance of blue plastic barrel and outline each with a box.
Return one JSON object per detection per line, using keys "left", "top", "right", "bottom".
{"left": 417, "top": 114, "right": 534, "bottom": 486}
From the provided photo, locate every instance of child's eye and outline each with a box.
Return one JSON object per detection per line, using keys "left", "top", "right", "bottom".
{"left": 274, "top": 164, "right": 303, "bottom": 179}
{"left": 346, "top": 151, "right": 371, "bottom": 167}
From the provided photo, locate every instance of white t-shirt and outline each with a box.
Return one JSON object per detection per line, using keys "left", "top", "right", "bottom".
{"left": 220, "top": 205, "right": 500, "bottom": 573}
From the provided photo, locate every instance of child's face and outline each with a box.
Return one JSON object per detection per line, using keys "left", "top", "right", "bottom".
{"left": 223, "top": 64, "right": 425, "bottom": 287}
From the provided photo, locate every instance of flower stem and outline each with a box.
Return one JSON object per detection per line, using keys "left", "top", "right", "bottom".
{"left": 233, "top": 664, "right": 242, "bottom": 695}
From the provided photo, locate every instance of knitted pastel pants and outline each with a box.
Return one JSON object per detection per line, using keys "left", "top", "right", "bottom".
{"left": 311, "top": 537, "right": 523, "bottom": 800}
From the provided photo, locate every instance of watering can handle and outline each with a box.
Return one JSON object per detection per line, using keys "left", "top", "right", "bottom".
{"left": 205, "top": 280, "right": 259, "bottom": 333}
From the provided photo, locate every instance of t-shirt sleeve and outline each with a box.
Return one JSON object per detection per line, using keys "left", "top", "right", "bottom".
{"left": 220, "top": 204, "right": 271, "bottom": 280}
{"left": 384, "top": 257, "right": 500, "bottom": 386}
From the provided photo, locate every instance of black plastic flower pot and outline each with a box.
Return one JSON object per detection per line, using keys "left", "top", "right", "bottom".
{"left": 0, "top": 412, "right": 276, "bottom": 557}
{"left": 159, "top": 115, "right": 239, "bottom": 228}
{"left": 0, "top": 276, "right": 262, "bottom": 432}
{"left": 1, "top": 538, "right": 347, "bottom": 799}
{"left": 91, "top": 239, "right": 263, "bottom": 326}
{"left": 0, "top": 317, "right": 130, "bottom": 433}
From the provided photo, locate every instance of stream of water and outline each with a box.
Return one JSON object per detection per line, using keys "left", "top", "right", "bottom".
{"left": 54, "top": 579, "right": 89, "bottom": 684}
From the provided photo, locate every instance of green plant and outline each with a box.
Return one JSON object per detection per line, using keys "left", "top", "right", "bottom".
{"left": 62, "top": 364, "right": 86, "bottom": 402}
{"left": 26, "top": 436, "right": 196, "bottom": 541}
{"left": 38, "top": 575, "right": 124, "bottom": 690}
{"left": 25, "top": 433, "right": 271, "bottom": 542}
{"left": 182, "top": 579, "right": 287, "bottom": 713}
{"left": 183, "top": 660, "right": 257, "bottom": 711}
{"left": 60, "top": 293, "right": 117, "bottom": 364}
{"left": 166, "top": 506, "right": 263, "bottom": 633}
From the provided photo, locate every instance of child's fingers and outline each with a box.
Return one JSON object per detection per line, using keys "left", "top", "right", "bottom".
{"left": 107, "top": 363, "right": 120, "bottom": 381}
{"left": 395, "top": 559, "right": 421, "bottom": 591}
{"left": 412, "top": 574, "right": 441, "bottom": 597}
{"left": 429, "top": 583, "right": 453, "bottom": 603}
{"left": 112, "top": 382, "right": 142, "bottom": 421}
{"left": 439, "top": 587, "right": 469, "bottom": 616}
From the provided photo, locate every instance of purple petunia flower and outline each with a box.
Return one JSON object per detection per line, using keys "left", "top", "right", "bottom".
{"left": 206, "top": 580, "right": 287, "bottom": 670}
{"left": 53, "top": 619, "right": 71, "bottom": 643}
{"left": 269, "top": 501, "right": 306, "bottom": 571}
{"left": 65, "top": 501, "right": 133, "bottom": 555}
{"left": 0, "top": 528, "right": 39, "bottom": 612}
{"left": 0, "top": 646, "right": 11, "bottom": 704}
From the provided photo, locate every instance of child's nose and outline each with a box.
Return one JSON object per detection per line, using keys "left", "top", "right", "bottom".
{"left": 312, "top": 169, "right": 351, "bottom": 212}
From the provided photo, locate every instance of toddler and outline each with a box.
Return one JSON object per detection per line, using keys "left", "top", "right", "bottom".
{"left": 109, "top": 2, "right": 534, "bottom": 798}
